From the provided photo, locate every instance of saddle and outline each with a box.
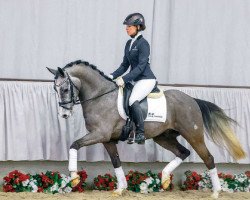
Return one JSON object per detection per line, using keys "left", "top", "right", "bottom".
{"left": 119, "top": 82, "right": 163, "bottom": 141}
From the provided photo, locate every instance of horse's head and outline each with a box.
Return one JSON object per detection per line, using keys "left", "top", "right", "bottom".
{"left": 47, "top": 67, "right": 81, "bottom": 118}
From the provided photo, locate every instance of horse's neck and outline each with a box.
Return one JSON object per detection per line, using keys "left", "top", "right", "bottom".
{"left": 67, "top": 65, "right": 115, "bottom": 101}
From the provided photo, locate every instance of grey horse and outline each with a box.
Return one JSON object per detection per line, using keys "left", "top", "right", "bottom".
{"left": 47, "top": 60, "right": 245, "bottom": 198}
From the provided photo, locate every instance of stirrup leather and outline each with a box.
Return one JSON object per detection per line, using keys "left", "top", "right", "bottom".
{"left": 127, "top": 130, "right": 135, "bottom": 144}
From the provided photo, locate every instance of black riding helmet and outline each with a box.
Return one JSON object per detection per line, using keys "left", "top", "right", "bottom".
{"left": 123, "top": 13, "right": 146, "bottom": 31}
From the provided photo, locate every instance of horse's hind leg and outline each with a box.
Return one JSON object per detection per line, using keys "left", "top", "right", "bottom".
{"left": 103, "top": 141, "right": 127, "bottom": 195}
{"left": 153, "top": 130, "right": 190, "bottom": 189}
{"left": 181, "top": 129, "right": 221, "bottom": 198}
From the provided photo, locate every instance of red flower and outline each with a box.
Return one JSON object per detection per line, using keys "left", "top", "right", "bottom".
{"left": 14, "top": 178, "right": 20, "bottom": 184}
{"left": 38, "top": 187, "right": 44, "bottom": 193}
{"left": 19, "top": 174, "right": 30, "bottom": 182}
{"left": 78, "top": 170, "right": 88, "bottom": 181}
{"left": 218, "top": 172, "right": 224, "bottom": 178}
{"left": 3, "top": 176, "right": 11, "bottom": 183}
{"left": 99, "top": 178, "right": 105, "bottom": 184}
{"left": 8, "top": 170, "right": 19, "bottom": 179}
{"left": 225, "top": 174, "right": 233, "bottom": 179}
{"left": 109, "top": 182, "right": 115, "bottom": 187}
{"left": 3, "top": 184, "right": 14, "bottom": 192}
{"left": 187, "top": 186, "right": 193, "bottom": 190}
{"left": 189, "top": 180, "right": 195, "bottom": 185}
{"left": 192, "top": 172, "right": 198, "bottom": 177}
{"left": 95, "top": 182, "right": 100, "bottom": 187}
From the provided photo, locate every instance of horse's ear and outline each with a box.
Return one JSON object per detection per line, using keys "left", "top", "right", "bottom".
{"left": 46, "top": 67, "right": 57, "bottom": 75}
{"left": 57, "top": 67, "right": 65, "bottom": 77}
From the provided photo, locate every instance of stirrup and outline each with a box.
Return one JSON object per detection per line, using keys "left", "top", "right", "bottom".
{"left": 134, "top": 133, "right": 145, "bottom": 144}
{"left": 127, "top": 131, "right": 135, "bottom": 144}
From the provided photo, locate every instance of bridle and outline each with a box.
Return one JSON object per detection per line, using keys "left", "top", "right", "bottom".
{"left": 54, "top": 72, "right": 80, "bottom": 110}
{"left": 54, "top": 72, "right": 117, "bottom": 110}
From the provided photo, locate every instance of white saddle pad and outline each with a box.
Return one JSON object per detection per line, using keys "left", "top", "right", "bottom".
{"left": 117, "top": 89, "right": 167, "bottom": 123}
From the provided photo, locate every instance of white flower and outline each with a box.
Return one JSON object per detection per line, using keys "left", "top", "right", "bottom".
{"left": 145, "top": 177, "right": 154, "bottom": 185}
{"left": 140, "top": 182, "right": 148, "bottom": 194}
{"left": 60, "top": 174, "right": 71, "bottom": 189}
{"left": 31, "top": 185, "right": 38, "bottom": 192}
{"left": 51, "top": 183, "right": 59, "bottom": 192}
{"left": 28, "top": 179, "right": 38, "bottom": 192}
{"left": 64, "top": 186, "right": 72, "bottom": 193}
{"left": 58, "top": 188, "right": 63, "bottom": 193}
{"left": 155, "top": 178, "right": 160, "bottom": 184}
{"left": 22, "top": 179, "right": 29, "bottom": 187}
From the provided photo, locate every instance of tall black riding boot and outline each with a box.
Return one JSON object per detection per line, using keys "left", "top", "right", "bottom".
{"left": 131, "top": 101, "right": 145, "bottom": 144}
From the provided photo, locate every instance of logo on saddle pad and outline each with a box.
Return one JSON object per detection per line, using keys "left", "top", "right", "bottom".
{"left": 117, "top": 88, "right": 167, "bottom": 123}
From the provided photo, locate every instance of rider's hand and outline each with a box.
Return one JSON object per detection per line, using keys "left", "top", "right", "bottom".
{"left": 107, "top": 74, "right": 113, "bottom": 80}
{"left": 115, "top": 77, "right": 125, "bottom": 87}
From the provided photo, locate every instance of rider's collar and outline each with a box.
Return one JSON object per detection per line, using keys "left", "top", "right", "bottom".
{"left": 130, "top": 32, "right": 142, "bottom": 40}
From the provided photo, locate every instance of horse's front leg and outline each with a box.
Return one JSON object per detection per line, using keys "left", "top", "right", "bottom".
{"left": 68, "top": 132, "right": 109, "bottom": 187}
{"left": 103, "top": 141, "right": 127, "bottom": 195}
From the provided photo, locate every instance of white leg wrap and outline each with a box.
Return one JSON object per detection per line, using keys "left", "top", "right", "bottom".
{"left": 68, "top": 149, "right": 77, "bottom": 172}
{"left": 162, "top": 157, "right": 183, "bottom": 175}
{"left": 209, "top": 168, "right": 221, "bottom": 192}
{"left": 114, "top": 167, "right": 127, "bottom": 189}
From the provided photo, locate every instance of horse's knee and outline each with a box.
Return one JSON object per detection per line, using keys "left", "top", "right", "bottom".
{"left": 177, "top": 145, "right": 190, "bottom": 160}
{"left": 180, "top": 149, "right": 190, "bottom": 160}
{"left": 70, "top": 141, "right": 80, "bottom": 150}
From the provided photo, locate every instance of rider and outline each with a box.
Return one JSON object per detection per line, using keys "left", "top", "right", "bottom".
{"left": 108, "top": 13, "right": 157, "bottom": 144}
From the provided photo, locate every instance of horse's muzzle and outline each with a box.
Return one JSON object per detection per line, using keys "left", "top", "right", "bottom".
{"left": 62, "top": 114, "right": 70, "bottom": 119}
{"left": 58, "top": 107, "right": 72, "bottom": 118}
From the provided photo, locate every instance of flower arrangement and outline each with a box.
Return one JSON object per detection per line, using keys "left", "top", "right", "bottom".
{"left": 93, "top": 173, "right": 117, "bottom": 191}
{"left": 126, "top": 170, "right": 148, "bottom": 192}
{"left": 3, "top": 170, "right": 87, "bottom": 193}
{"left": 219, "top": 172, "right": 249, "bottom": 192}
{"left": 3, "top": 170, "right": 30, "bottom": 192}
{"left": 70, "top": 170, "right": 88, "bottom": 192}
{"left": 3, "top": 169, "right": 249, "bottom": 194}
{"left": 197, "top": 170, "right": 213, "bottom": 191}
{"left": 180, "top": 170, "right": 201, "bottom": 190}
{"left": 181, "top": 170, "right": 250, "bottom": 193}
{"left": 126, "top": 170, "right": 173, "bottom": 193}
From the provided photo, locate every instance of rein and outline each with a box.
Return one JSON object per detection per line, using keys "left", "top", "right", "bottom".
{"left": 77, "top": 87, "right": 117, "bottom": 104}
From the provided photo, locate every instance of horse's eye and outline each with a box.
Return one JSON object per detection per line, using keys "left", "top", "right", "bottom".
{"left": 64, "top": 88, "right": 69, "bottom": 92}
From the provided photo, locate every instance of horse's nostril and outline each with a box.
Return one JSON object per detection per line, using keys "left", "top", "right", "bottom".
{"left": 62, "top": 114, "right": 68, "bottom": 118}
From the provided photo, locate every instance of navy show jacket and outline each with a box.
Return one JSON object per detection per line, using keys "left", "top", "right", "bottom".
{"left": 111, "top": 35, "right": 156, "bottom": 83}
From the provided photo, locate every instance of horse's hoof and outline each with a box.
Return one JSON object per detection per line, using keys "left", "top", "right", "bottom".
{"left": 211, "top": 191, "right": 220, "bottom": 199}
{"left": 161, "top": 175, "right": 171, "bottom": 190}
{"left": 112, "top": 188, "right": 126, "bottom": 196}
{"left": 71, "top": 175, "right": 80, "bottom": 187}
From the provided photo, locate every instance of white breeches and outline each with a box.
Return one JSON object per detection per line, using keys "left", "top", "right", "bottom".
{"left": 129, "top": 79, "right": 156, "bottom": 106}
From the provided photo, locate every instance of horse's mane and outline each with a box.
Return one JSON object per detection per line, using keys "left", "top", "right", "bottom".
{"left": 63, "top": 60, "right": 114, "bottom": 82}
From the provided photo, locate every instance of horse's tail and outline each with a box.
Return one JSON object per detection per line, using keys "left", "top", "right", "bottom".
{"left": 194, "top": 98, "right": 246, "bottom": 160}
